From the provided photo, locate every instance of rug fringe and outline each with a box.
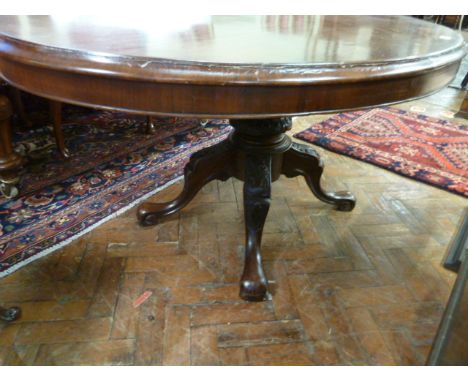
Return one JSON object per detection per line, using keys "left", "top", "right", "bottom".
{"left": 0, "top": 175, "right": 183, "bottom": 279}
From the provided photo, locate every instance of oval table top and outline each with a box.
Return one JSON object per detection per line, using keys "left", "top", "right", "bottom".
{"left": 0, "top": 15, "right": 466, "bottom": 118}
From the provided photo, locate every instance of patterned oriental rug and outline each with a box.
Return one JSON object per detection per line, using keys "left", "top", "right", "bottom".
{"left": 295, "top": 108, "right": 468, "bottom": 197}
{"left": 0, "top": 109, "right": 231, "bottom": 276}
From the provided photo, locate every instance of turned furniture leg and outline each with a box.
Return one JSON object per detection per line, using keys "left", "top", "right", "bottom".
{"left": 137, "top": 140, "right": 235, "bottom": 225}
{"left": 50, "top": 100, "right": 70, "bottom": 158}
{"left": 240, "top": 153, "right": 271, "bottom": 301}
{"left": 9, "top": 87, "right": 33, "bottom": 130}
{"left": 0, "top": 306, "right": 21, "bottom": 322}
{"left": 145, "top": 116, "right": 157, "bottom": 134}
{"left": 282, "top": 142, "right": 356, "bottom": 211}
{"left": 0, "top": 95, "right": 23, "bottom": 198}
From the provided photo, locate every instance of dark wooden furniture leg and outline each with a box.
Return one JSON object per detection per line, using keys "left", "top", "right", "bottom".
{"left": 240, "top": 153, "right": 271, "bottom": 300}
{"left": 0, "top": 306, "right": 21, "bottom": 322}
{"left": 49, "top": 100, "right": 70, "bottom": 158}
{"left": 137, "top": 118, "right": 356, "bottom": 301}
{"left": 0, "top": 94, "right": 23, "bottom": 198}
{"left": 8, "top": 87, "right": 33, "bottom": 130}
{"left": 138, "top": 140, "right": 235, "bottom": 225}
{"left": 282, "top": 143, "right": 356, "bottom": 211}
{"left": 145, "top": 116, "right": 157, "bottom": 134}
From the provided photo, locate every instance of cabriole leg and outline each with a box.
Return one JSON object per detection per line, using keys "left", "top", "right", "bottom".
{"left": 240, "top": 153, "right": 271, "bottom": 301}
{"left": 137, "top": 140, "right": 235, "bottom": 225}
{"left": 282, "top": 142, "right": 356, "bottom": 211}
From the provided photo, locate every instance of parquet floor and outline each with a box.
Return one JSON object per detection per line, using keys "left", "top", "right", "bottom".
{"left": 0, "top": 88, "right": 467, "bottom": 365}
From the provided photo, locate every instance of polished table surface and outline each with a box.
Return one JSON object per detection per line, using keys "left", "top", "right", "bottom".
{"left": 0, "top": 15, "right": 465, "bottom": 117}
{"left": 0, "top": 16, "right": 466, "bottom": 303}
{"left": 0, "top": 15, "right": 463, "bottom": 64}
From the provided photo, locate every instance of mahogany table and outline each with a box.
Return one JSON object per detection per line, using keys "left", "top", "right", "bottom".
{"left": 0, "top": 16, "right": 465, "bottom": 307}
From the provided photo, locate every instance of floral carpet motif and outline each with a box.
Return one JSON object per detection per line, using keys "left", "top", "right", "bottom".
{"left": 295, "top": 107, "right": 468, "bottom": 197}
{"left": 0, "top": 109, "right": 231, "bottom": 276}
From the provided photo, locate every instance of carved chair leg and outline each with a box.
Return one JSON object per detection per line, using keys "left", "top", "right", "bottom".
{"left": 240, "top": 153, "right": 271, "bottom": 301}
{"left": 50, "top": 100, "right": 70, "bottom": 158}
{"left": 137, "top": 140, "right": 235, "bottom": 226}
{"left": 282, "top": 142, "right": 356, "bottom": 211}
{"left": 0, "top": 95, "right": 23, "bottom": 198}
{"left": 0, "top": 306, "right": 21, "bottom": 322}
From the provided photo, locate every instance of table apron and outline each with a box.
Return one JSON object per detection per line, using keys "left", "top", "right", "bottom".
{"left": 0, "top": 58, "right": 461, "bottom": 118}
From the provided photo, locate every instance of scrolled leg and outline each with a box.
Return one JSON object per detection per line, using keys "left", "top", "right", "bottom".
{"left": 240, "top": 153, "right": 271, "bottom": 301}
{"left": 0, "top": 306, "right": 21, "bottom": 322}
{"left": 282, "top": 142, "right": 356, "bottom": 211}
{"left": 137, "top": 140, "right": 234, "bottom": 226}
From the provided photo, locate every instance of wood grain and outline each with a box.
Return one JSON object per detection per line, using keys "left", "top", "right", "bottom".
{"left": 0, "top": 88, "right": 465, "bottom": 364}
{"left": 0, "top": 16, "right": 465, "bottom": 117}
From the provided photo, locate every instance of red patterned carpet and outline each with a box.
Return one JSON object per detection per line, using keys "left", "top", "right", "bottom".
{"left": 0, "top": 109, "right": 230, "bottom": 276}
{"left": 295, "top": 108, "right": 468, "bottom": 197}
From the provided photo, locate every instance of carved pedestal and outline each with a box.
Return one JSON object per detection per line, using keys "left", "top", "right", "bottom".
{"left": 137, "top": 118, "right": 356, "bottom": 301}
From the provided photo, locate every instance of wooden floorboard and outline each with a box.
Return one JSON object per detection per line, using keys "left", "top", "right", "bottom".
{"left": 0, "top": 88, "right": 466, "bottom": 365}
